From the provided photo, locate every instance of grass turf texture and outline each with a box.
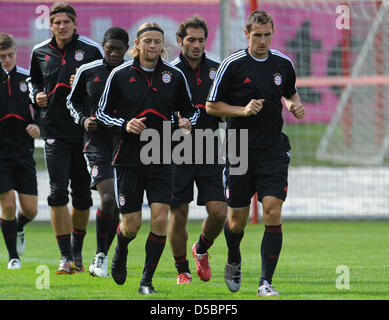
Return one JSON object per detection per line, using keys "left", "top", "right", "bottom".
{"left": 0, "top": 220, "right": 388, "bottom": 300}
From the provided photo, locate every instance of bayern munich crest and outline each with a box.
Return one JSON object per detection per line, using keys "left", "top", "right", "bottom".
{"left": 274, "top": 73, "right": 282, "bottom": 86}
{"left": 46, "top": 139, "right": 55, "bottom": 144}
{"left": 209, "top": 68, "right": 217, "bottom": 80}
{"left": 91, "top": 166, "right": 98, "bottom": 177}
{"left": 19, "top": 81, "right": 28, "bottom": 92}
{"left": 119, "top": 194, "right": 126, "bottom": 206}
{"left": 74, "top": 50, "right": 85, "bottom": 62}
{"left": 161, "top": 71, "right": 172, "bottom": 83}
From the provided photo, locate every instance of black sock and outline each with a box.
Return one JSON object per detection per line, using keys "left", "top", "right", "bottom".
{"left": 115, "top": 225, "right": 133, "bottom": 256}
{"left": 16, "top": 212, "right": 32, "bottom": 232}
{"left": 196, "top": 234, "right": 213, "bottom": 254}
{"left": 140, "top": 232, "right": 166, "bottom": 286}
{"left": 106, "top": 214, "right": 119, "bottom": 253}
{"left": 71, "top": 228, "right": 86, "bottom": 257}
{"left": 96, "top": 208, "right": 114, "bottom": 255}
{"left": 56, "top": 234, "right": 72, "bottom": 260}
{"left": 224, "top": 220, "right": 244, "bottom": 264}
{"left": 174, "top": 254, "right": 190, "bottom": 274}
{"left": 260, "top": 225, "right": 283, "bottom": 285}
{"left": 0, "top": 218, "right": 19, "bottom": 259}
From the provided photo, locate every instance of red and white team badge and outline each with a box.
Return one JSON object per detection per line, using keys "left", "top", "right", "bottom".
{"left": 274, "top": 73, "right": 282, "bottom": 86}
{"left": 74, "top": 50, "right": 85, "bottom": 62}
{"left": 91, "top": 166, "right": 98, "bottom": 178}
{"left": 119, "top": 194, "right": 126, "bottom": 207}
{"left": 162, "top": 71, "right": 172, "bottom": 84}
{"left": 19, "top": 81, "right": 28, "bottom": 93}
{"left": 46, "top": 139, "right": 55, "bottom": 144}
{"left": 209, "top": 68, "right": 217, "bottom": 80}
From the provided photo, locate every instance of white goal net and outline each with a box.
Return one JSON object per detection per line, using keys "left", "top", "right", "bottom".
{"left": 316, "top": 0, "right": 389, "bottom": 165}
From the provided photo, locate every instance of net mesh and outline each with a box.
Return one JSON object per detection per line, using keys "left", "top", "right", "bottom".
{"left": 316, "top": 0, "right": 389, "bottom": 165}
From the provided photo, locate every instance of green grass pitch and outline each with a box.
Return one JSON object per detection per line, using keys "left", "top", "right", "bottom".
{"left": 0, "top": 220, "right": 388, "bottom": 300}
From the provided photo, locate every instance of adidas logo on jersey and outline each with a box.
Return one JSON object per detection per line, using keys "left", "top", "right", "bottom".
{"left": 244, "top": 77, "right": 251, "bottom": 83}
{"left": 93, "top": 76, "right": 101, "bottom": 82}
{"left": 129, "top": 76, "right": 136, "bottom": 83}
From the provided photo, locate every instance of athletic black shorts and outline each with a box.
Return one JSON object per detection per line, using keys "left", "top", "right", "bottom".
{"left": 44, "top": 138, "right": 92, "bottom": 209}
{"left": 172, "top": 163, "right": 226, "bottom": 207}
{"left": 84, "top": 151, "right": 114, "bottom": 190}
{"left": 114, "top": 164, "right": 173, "bottom": 214}
{"left": 223, "top": 152, "right": 290, "bottom": 208}
{"left": 0, "top": 153, "right": 37, "bottom": 195}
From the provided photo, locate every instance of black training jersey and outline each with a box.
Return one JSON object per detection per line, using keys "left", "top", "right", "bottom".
{"left": 171, "top": 53, "right": 220, "bottom": 130}
{"left": 96, "top": 56, "right": 197, "bottom": 168}
{"left": 0, "top": 66, "right": 38, "bottom": 158}
{"left": 171, "top": 53, "right": 221, "bottom": 163}
{"left": 207, "top": 48, "right": 297, "bottom": 162}
{"left": 29, "top": 34, "right": 103, "bottom": 140}
{"left": 67, "top": 58, "right": 119, "bottom": 155}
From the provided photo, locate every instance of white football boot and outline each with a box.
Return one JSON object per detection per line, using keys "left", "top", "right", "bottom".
{"left": 257, "top": 280, "right": 279, "bottom": 297}
{"left": 89, "top": 252, "right": 109, "bottom": 277}
{"left": 8, "top": 258, "right": 21, "bottom": 270}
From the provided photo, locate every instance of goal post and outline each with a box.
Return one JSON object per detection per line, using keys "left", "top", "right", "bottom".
{"left": 316, "top": 0, "right": 389, "bottom": 165}
{"left": 249, "top": 0, "right": 260, "bottom": 224}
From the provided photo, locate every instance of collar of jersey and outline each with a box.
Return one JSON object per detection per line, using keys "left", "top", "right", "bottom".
{"left": 180, "top": 52, "right": 206, "bottom": 70}
{"left": 246, "top": 48, "right": 271, "bottom": 63}
{"left": 103, "top": 58, "right": 124, "bottom": 71}
{"left": 133, "top": 56, "right": 163, "bottom": 72}
{"left": 50, "top": 33, "right": 79, "bottom": 51}
{"left": 5, "top": 66, "right": 17, "bottom": 77}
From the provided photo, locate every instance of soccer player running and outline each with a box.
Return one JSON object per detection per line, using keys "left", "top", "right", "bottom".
{"left": 169, "top": 15, "right": 227, "bottom": 284}
{"left": 29, "top": 2, "right": 103, "bottom": 274}
{"left": 0, "top": 34, "right": 40, "bottom": 269}
{"left": 97, "top": 22, "right": 195, "bottom": 294}
{"left": 206, "top": 10, "right": 305, "bottom": 296}
{"left": 67, "top": 27, "right": 129, "bottom": 277}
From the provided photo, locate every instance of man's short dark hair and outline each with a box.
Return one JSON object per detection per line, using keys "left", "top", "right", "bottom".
{"left": 0, "top": 33, "right": 16, "bottom": 51}
{"left": 103, "top": 27, "right": 129, "bottom": 46}
{"left": 246, "top": 10, "right": 274, "bottom": 32}
{"left": 49, "top": 1, "right": 77, "bottom": 24}
{"left": 176, "top": 15, "right": 209, "bottom": 40}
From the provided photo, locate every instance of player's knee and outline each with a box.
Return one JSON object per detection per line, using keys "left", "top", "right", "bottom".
{"left": 229, "top": 222, "right": 245, "bottom": 233}
{"left": 263, "top": 206, "right": 282, "bottom": 223}
{"left": 121, "top": 226, "right": 139, "bottom": 238}
{"left": 100, "top": 192, "right": 116, "bottom": 213}
{"left": 150, "top": 209, "right": 169, "bottom": 235}
{"left": 170, "top": 203, "right": 188, "bottom": 218}
{"left": 1, "top": 202, "right": 17, "bottom": 219}
{"left": 211, "top": 212, "right": 227, "bottom": 229}
{"left": 151, "top": 212, "right": 169, "bottom": 228}
{"left": 208, "top": 204, "right": 227, "bottom": 223}
{"left": 121, "top": 218, "right": 141, "bottom": 237}
{"left": 228, "top": 217, "right": 246, "bottom": 233}
{"left": 228, "top": 207, "right": 249, "bottom": 232}
{"left": 20, "top": 206, "right": 38, "bottom": 220}
{"left": 170, "top": 207, "right": 188, "bottom": 226}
